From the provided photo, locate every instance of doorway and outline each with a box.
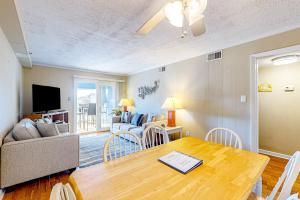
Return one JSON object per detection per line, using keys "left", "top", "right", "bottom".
{"left": 250, "top": 45, "right": 300, "bottom": 157}
{"left": 74, "top": 79, "right": 117, "bottom": 134}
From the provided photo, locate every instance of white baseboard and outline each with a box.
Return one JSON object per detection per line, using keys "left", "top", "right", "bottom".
{"left": 0, "top": 189, "right": 4, "bottom": 200}
{"left": 259, "top": 149, "right": 291, "bottom": 160}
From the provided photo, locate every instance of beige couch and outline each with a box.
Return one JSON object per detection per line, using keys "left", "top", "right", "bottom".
{"left": 0, "top": 120, "right": 79, "bottom": 188}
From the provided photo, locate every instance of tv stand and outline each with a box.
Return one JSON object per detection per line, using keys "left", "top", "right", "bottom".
{"left": 23, "top": 110, "right": 69, "bottom": 123}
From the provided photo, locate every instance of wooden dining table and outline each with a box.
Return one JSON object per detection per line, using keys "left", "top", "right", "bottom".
{"left": 69, "top": 137, "right": 269, "bottom": 200}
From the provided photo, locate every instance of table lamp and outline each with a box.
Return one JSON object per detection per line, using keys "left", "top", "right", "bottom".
{"left": 118, "top": 98, "right": 130, "bottom": 112}
{"left": 161, "top": 97, "right": 182, "bottom": 127}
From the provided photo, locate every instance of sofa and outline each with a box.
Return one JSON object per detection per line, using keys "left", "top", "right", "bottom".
{"left": 0, "top": 118, "right": 79, "bottom": 188}
{"left": 111, "top": 112, "right": 166, "bottom": 141}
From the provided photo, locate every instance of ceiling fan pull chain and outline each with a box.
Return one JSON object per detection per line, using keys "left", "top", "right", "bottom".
{"left": 181, "top": 1, "right": 189, "bottom": 38}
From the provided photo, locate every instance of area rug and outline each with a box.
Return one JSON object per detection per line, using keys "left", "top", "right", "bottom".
{"left": 79, "top": 133, "right": 139, "bottom": 168}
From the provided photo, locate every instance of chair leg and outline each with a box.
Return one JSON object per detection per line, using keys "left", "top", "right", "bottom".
{"left": 252, "top": 176, "right": 262, "bottom": 197}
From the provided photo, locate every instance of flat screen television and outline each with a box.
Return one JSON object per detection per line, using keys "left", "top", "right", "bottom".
{"left": 32, "top": 84, "right": 61, "bottom": 113}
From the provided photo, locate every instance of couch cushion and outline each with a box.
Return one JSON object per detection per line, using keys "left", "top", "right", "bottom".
{"left": 37, "top": 123, "right": 59, "bottom": 137}
{"left": 112, "top": 123, "right": 123, "bottom": 130}
{"left": 119, "top": 124, "right": 137, "bottom": 131}
{"left": 3, "top": 131, "right": 16, "bottom": 143}
{"left": 12, "top": 121, "right": 41, "bottom": 141}
{"left": 131, "top": 113, "right": 143, "bottom": 126}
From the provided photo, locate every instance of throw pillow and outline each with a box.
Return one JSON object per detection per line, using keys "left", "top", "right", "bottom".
{"left": 36, "top": 119, "right": 45, "bottom": 123}
{"left": 131, "top": 113, "right": 143, "bottom": 126}
{"left": 43, "top": 117, "right": 52, "bottom": 124}
{"left": 121, "top": 112, "right": 131, "bottom": 123}
{"left": 141, "top": 114, "right": 148, "bottom": 124}
{"left": 36, "top": 123, "right": 60, "bottom": 137}
{"left": 20, "top": 118, "right": 37, "bottom": 128}
{"left": 12, "top": 121, "right": 41, "bottom": 141}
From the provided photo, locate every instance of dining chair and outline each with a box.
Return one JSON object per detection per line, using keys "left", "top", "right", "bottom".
{"left": 50, "top": 183, "right": 76, "bottom": 200}
{"left": 103, "top": 131, "right": 142, "bottom": 162}
{"left": 248, "top": 151, "right": 300, "bottom": 200}
{"left": 205, "top": 127, "right": 242, "bottom": 149}
{"left": 142, "top": 123, "right": 168, "bottom": 149}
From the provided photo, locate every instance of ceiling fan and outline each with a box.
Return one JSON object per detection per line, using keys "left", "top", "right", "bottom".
{"left": 137, "top": 0, "right": 207, "bottom": 38}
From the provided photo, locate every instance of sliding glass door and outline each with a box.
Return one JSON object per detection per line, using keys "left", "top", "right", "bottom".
{"left": 75, "top": 79, "right": 116, "bottom": 134}
{"left": 98, "top": 83, "right": 116, "bottom": 130}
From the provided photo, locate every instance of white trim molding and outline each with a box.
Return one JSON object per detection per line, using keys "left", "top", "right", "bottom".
{"left": 259, "top": 149, "right": 291, "bottom": 160}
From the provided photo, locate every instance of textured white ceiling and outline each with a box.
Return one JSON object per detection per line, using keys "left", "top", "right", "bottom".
{"left": 15, "top": 0, "right": 300, "bottom": 75}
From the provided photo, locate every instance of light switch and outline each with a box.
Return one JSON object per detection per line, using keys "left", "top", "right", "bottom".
{"left": 240, "top": 95, "right": 247, "bottom": 103}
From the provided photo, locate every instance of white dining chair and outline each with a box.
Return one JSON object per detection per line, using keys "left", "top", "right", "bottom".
{"left": 205, "top": 127, "right": 242, "bottom": 149}
{"left": 50, "top": 183, "right": 76, "bottom": 200}
{"left": 142, "top": 123, "right": 168, "bottom": 149}
{"left": 103, "top": 131, "right": 142, "bottom": 162}
{"left": 249, "top": 151, "right": 300, "bottom": 200}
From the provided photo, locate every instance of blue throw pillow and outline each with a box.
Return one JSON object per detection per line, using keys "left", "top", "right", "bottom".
{"left": 131, "top": 113, "right": 143, "bottom": 126}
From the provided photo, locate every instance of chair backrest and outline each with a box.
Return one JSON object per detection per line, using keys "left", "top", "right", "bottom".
{"left": 103, "top": 131, "right": 142, "bottom": 162}
{"left": 267, "top": 151, "right": 300, "bottom": 200}
{"left": 50, "top": 183, "right": 76, "bottom": 200}
{"left": 142, "top": 123, "right": 168, "bottom": 149}
{"left": 205, "top": 128, "right": 242, "bottom": 149}
{"left": 87, "top": 103, "right": 96, "bottom": 115}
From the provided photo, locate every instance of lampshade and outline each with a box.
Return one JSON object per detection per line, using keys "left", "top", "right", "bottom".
{"left": 161, "top": 97, "right": 183, "bottom": 111}
{"left": 118, "top": 98, "right": 130, "bottom": 107}
{"left": 129, "top": 98, "right": 135, "bottom": 107}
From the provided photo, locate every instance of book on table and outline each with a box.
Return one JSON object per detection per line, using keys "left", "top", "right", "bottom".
{"left": 158, "top": 151, "right": 203, "bottom": 174}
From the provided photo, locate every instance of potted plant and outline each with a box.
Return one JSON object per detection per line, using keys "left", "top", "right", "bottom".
{"left": 111, "top": 109, "right": 122, "bottom": 116}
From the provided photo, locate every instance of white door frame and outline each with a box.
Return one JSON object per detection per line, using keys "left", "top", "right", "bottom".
{"left": 250, "top": 44, "right": 300, "bottom": 152}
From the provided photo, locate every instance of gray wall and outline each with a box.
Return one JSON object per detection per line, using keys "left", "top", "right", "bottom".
{"left": 23, "top": 65, "right": 127, "bottom": 132}
{"left": 128, "top": 28, "right": 300, "bottom": 150}
{"left": 0, "top": 27, "right": 23, "bottom": 145}
{"left": 259, "top": 62, "right": 300, "bottom": 155}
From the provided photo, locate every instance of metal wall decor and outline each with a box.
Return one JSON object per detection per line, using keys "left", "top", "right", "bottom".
{"left": 138, "top": 80, "right": 160, "bottom": 99}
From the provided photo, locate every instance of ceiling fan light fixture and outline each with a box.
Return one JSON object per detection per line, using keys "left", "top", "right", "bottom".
{"left": 164, "top": 0, "right": 207, "bottom": 28}
{"left": 164, "top": 1, "right": 184, "bottom": 27}
{"left": 272, "top": 55, "right": 300, "bottom": 66}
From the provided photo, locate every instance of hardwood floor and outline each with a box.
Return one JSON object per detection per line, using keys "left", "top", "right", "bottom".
{"left": 3, "top": 155, "right": 300, "bottom": 199}
{"left": 262, "top": 155, "right": 300, "bottom": 197}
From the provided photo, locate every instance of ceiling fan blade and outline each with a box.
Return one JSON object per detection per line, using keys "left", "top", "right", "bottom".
{"left": 190, "top": 17, "right": 206, "bottom": 37}
{"left": 137, "top": 8, "right": 165, "bottom": 35}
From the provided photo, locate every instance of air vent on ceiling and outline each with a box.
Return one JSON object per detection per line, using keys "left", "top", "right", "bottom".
{"left": 158, "top": 66, "right": 166, "bottom": 72}
{"left": 207, "top": 51, "right": 222, "bottom": 61}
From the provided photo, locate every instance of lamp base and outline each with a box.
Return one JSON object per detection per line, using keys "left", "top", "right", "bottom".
{"left": 123, "top": 106, "right": 127, "bottom": 112}
{"left": 167, "top": 110, "right": 176, "bottom": 127}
